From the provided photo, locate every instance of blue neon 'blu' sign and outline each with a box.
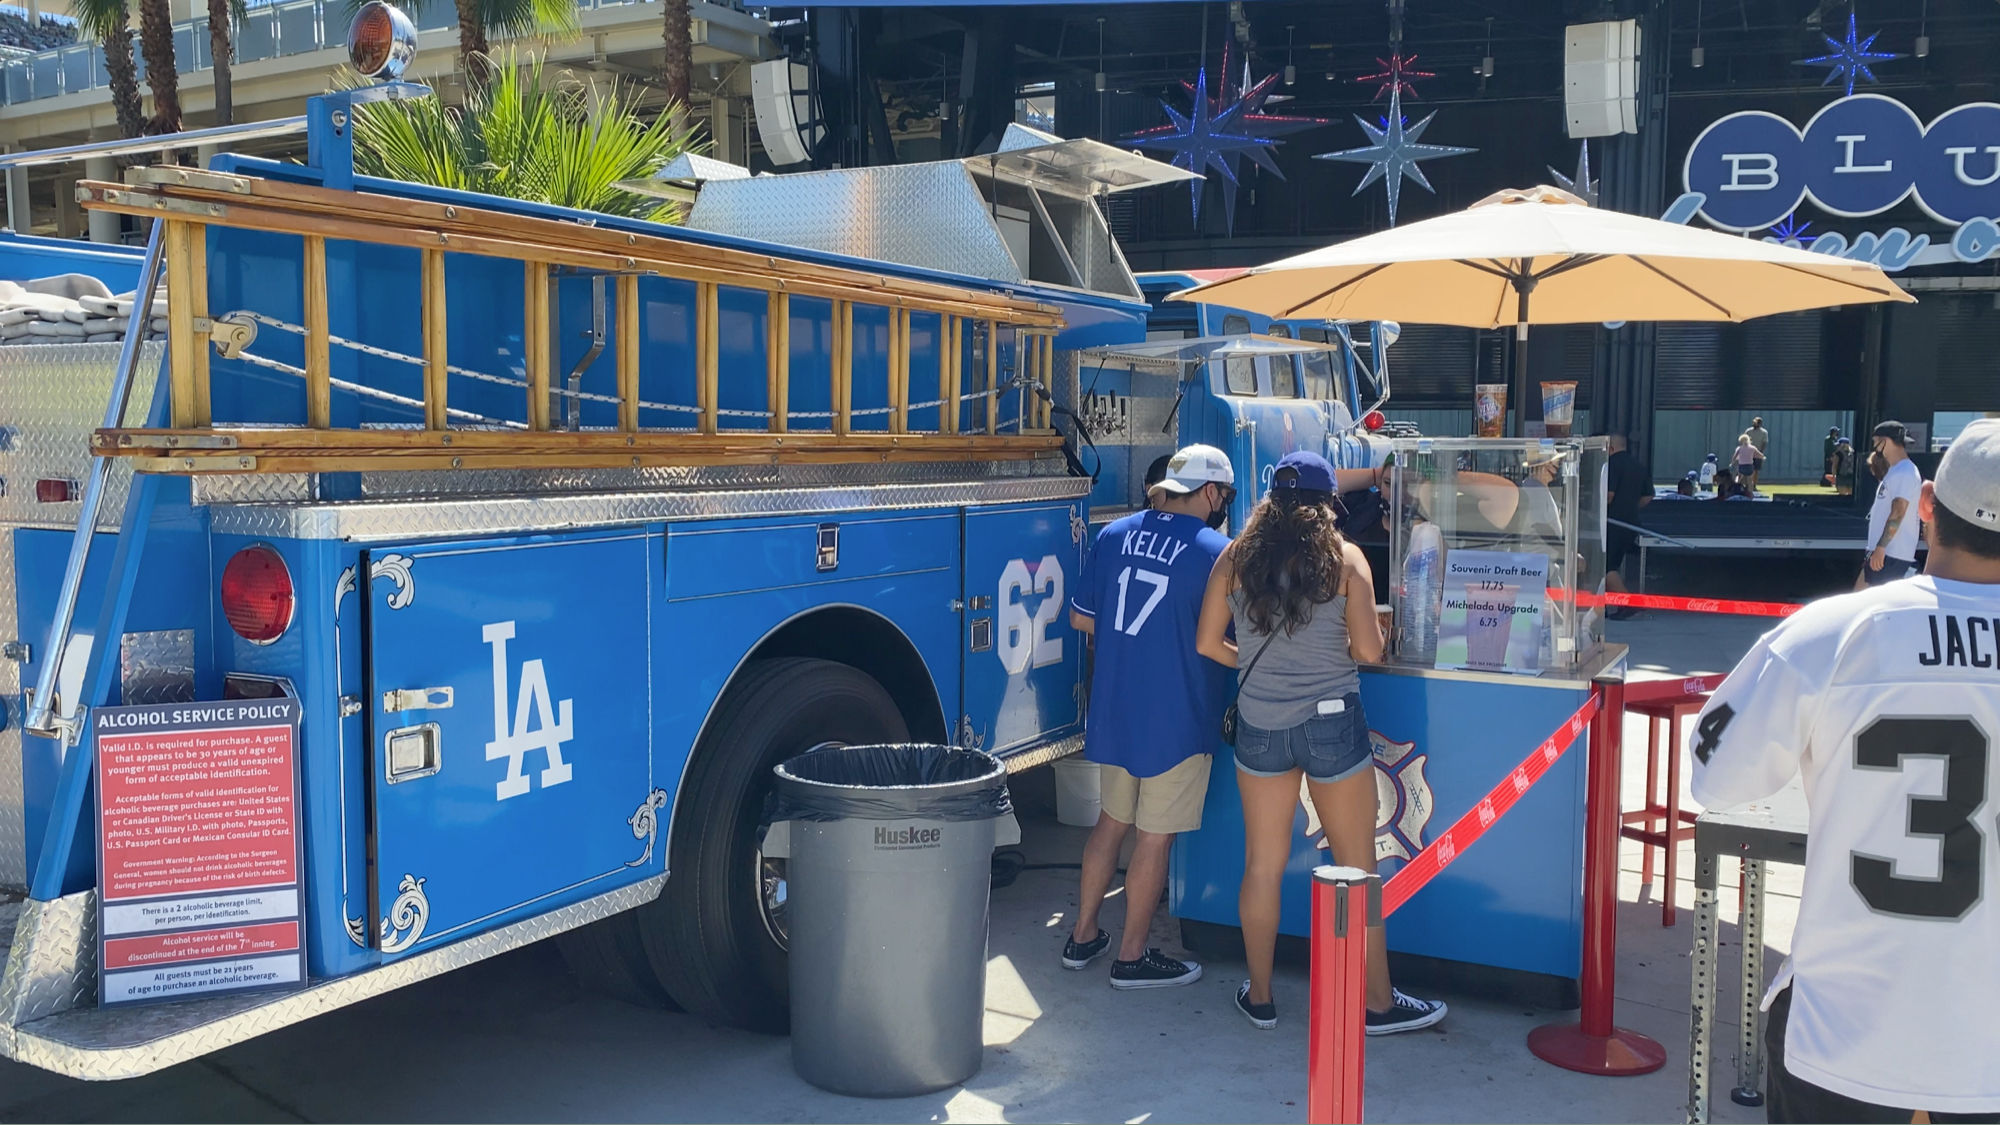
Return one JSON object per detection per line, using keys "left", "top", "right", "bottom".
{"left": 1683, "top": 94, "right": 2000, "bottom": 231}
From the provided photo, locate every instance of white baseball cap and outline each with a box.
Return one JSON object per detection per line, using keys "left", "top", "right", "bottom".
{"left": 1148, "top": 443, "right": 1235, "bottom": 496}
{"left": 1934, "top": 418, "right": 2000, "bottom": 531}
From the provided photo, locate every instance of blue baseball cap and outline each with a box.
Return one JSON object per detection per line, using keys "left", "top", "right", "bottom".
{"left": 1272, "top": 451, "right": 1336, "bottom": 493}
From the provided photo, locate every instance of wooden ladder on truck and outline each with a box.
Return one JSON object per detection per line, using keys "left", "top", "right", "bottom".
{"left": 75, "top": 166, "right": 1070, "bottom": 475}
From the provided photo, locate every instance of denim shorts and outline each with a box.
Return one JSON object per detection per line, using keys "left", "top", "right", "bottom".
{"left": 1234, "top": 693, "right": 1372, "bottom": 783}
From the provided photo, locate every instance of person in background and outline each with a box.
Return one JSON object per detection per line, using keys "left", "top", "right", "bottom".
{"left": 1142, "top": 453, "right": 1172, "bottom": 510}
{"left": 1677, "top": 471, "right": 1698, "bottom": 498}
{"left": 1700, "top": 452, "right": 1720, "bottom": 492}
{"left": 1691, "top": 419, "right": 2000, "bottom": 1123}
{"left": 1826, "top": 437, "right": 1855, "bottom": 496}
{"left": 1855, "top": 420, "right": 1923, "bottom": 589}
{"left": 1064, "top": 445, "right": 1235, "bottom": 988}
{"left": 1823, "top": 426, "right": 1843, "bottom": 487}
{"left": 1196, "top": 452, "right": 1447, "bottom": 1035}
{"left": 1605, "top": 434, "right": 1652, "bottom": 620}
{"left": 1712, "top": 466, "right": 1738, "bottom": 500}
{"left": 1747, "top": 416, "right": 1770, "bottom": 482}
{"left": 1734, "top": 433, "right": 1766, "bottom": 495}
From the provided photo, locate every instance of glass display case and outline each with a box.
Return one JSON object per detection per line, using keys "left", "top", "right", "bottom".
{"left": 1384, "top": 436, "right": 1609, "bottom": 678}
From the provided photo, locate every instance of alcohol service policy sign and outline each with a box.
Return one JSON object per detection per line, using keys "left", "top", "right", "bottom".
{"left": 93, "top": 698, "right": 306, "bottom": 1006}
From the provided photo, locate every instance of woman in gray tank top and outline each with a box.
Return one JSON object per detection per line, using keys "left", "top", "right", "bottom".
{"left": 1196, "top": 452, "right": 1447, "bottom": 1036}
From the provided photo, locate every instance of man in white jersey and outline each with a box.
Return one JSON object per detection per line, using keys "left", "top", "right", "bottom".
{"left": 1692, "top": 418, "right": 2000, "bottom": 1123}
{"left": 1856, "top": 419, "right": 1924, "bottom": 589}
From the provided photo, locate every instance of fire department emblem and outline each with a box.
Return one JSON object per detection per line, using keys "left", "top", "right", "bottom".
{"left": 1301, "top": 730, "right": 1433, "bottom": 864}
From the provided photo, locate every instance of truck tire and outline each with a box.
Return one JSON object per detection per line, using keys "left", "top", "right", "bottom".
{"left": 638, "top": 657, "right": 909, "bottom": 1032}
{"left": 554, "top": 913, "right": 678, "bottom": 1009}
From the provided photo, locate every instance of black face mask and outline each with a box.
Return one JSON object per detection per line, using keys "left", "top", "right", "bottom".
{"left": 1204, "top": 488, "right": 1232, "bottom": 530}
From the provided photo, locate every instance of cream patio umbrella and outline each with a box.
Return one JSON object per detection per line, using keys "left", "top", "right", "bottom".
{"left": 1172, "top": 186, "right": 1913, "bottom": 435}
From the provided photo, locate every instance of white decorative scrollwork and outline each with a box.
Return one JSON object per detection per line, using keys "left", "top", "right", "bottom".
{"left": 345, "top": 915, "right": 367, "bottom": 947}
{"left": 371, "top": 554, "right": 416, "bottom": 609}
{"left": 625, "top": 789, "right": 669, "bottom": 868}
{"left": 378, "top": 873, "right": 429, "bottom": 953}
{"left": 334, "top": 565, "right": 357, "bottom": 613}
{"left": 955, "top": 715, "right": 985, "bottom": 751}
{"left": 1069, "top": 508, "right": 1087, "bottom": 545}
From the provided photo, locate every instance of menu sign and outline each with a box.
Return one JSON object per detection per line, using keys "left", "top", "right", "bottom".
{"left": 94, "top": 698, "right": 306, "bottom": 1006}
{"left": 1435, "top": 550, "right": 1550, "bottom": 676}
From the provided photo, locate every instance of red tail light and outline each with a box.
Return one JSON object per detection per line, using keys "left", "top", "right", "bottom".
{"left": 35, "top": 479, "right": 76, "bottom": 503}
{"left": 1363, "top": 410, "right": 1386, "bottom": 432}
{"left": 221, "top": 545, "right": 295, "bottom": 645}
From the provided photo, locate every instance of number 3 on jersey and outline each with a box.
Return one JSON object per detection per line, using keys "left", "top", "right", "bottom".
{"left": 998, "top": 555, "right": 1064, "bottom": 675}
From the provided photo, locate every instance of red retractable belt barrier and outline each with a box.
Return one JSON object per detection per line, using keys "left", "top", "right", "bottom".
{"left": 1550, "top": 588, "right": 1806, "bottom": 618}
{"left": 1381, "top": 693, "right": 1600, "bottom": 917}
{"left": 1308, "top": 689, "right": 1612, "bottom": 1124}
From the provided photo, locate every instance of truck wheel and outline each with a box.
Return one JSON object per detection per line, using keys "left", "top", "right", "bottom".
{"left": 554, "top": 913, "right": 678, "bottom": 1009}
{"left": 638, "top": 657, "right": 908, "bottom": 1032}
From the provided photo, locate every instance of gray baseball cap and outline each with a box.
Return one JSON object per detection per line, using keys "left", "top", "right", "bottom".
{"left": 1934, "top": 419, "right": 2000, "bottom": 531}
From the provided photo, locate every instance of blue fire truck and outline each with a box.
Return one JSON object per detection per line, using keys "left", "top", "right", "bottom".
{"left": 0, "top": 17, "right": 1399, "bottom": 1080}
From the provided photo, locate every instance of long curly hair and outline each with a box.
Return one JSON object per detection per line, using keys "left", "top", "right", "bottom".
{"left": 1233, "top": 487, "right": 1345, "bottom": 637}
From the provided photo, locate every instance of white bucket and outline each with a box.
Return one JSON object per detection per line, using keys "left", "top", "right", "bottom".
{"left": 1051, "top": 757, "right": 1101, "bottom": 828}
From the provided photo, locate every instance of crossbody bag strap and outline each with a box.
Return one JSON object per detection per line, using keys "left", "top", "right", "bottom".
{"left": 1238, "top": 631, "right": 1279, "bottom": 684}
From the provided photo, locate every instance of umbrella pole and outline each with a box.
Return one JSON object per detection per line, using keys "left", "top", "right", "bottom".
{"left": 1510, "top": 277, "right": 1534, "bottom": 438}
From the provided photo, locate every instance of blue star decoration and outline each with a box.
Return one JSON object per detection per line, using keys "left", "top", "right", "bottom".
{"left": 1795, "top": 10, "right": 1902, "bottom": 98}
{"left": 1548, "top": 140, "right": 1598, "bottom": 207}
{"left": 1766, "top": 214, "right": 1814, "bottom": 245}
{"left": 1314, "top": 88, "right": 1475, "bottom": 226}
{"left": 1125, "top": 44, "right": 1327, "bottom": 234}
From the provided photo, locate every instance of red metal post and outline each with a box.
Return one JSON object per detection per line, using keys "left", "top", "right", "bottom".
{"left": 1309, "top": 865, "right": 1377, "bottom": 1125}
{"left": 1528, "top": 675, "right": 1668, "bottom": 1075}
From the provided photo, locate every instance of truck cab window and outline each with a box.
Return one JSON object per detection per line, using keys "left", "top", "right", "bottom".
{"left": 1298, "top": 327, "right": 1339, "bottom": 403}
{"left": 1220, "top": 314, "right": 1256, "bottom": 395}
{"left": 1266, "top": 324, "right": 1299, "bottom": 398}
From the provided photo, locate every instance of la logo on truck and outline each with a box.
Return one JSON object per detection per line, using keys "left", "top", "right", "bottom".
{"left": 482, "top": 621, "right": 576, "bottom": 801}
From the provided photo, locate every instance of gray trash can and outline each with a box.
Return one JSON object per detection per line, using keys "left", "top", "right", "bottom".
{"left": 762, "top": 743, "right": 1018, "bottom": 1098}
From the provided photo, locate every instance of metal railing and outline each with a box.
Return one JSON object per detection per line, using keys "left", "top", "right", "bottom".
{"left": 0, "top": 0, "right": 718, "bottom": 106}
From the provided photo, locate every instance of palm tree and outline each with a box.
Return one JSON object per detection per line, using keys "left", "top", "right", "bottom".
{"left": 348, "top": 54, "right": 705, "bottom": 221}
{"left": 208, "top": 0, "right": 234, "bottom": 124}
{"left": 136, "top": 0, "right": 180, "bottom": 133}
{"left": 661, "top": 0, "right": 689, "bottom": 107}
{"left": 368, "top": 0, "right": 575, "bottom": 84}
{"left": 70, "top": 0, "right": 145, "bottom": 138}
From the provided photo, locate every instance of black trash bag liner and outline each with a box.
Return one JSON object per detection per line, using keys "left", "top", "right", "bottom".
{"left": 768, "top": 743, "right": 1013, "bottom": 823}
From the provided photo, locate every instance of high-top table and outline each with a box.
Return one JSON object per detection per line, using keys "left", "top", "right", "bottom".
{"left": 1685, "top": 780, "right": 1809, "bottom": 1124}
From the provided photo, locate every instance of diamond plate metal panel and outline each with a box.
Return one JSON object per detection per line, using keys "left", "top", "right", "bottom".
{"left": 117, "top": 630, "right": 194, "bottom": 705}
{"left": 188, "top": 473, "right": 316, "bottom": 506}
{"left": 352, "top": 457, "right": 1062, "bottom": 499}
{"left": 0, "top": 342, "right": 163, "bottom": 531}
{"left": 688, "top": 162, "right": 1027, "bottom": 285}
{"left": 0, "top": 892, "right": 96, "bottom": 1030}
{"left": 208, "top": 475, "right": 1092, "bottom": 542}
{"left": 1, "top": 874, "right": 664, "bottom": 1080}
{"left": 0, "top": 529, "right": 23, "bottom": 889}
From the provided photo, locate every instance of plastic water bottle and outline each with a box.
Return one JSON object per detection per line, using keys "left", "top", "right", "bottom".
{"left": 1398, "top": 520, "right": 1443, "bottom": 663}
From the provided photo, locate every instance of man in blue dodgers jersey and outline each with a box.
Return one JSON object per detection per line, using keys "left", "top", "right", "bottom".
{"left": 1692, "top": 419, "right": 2000, "bottom": 1123}
{"left": 1062, "top": 444, "right": 1236, "bottom": 988}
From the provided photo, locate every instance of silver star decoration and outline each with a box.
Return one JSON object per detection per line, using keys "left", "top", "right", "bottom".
{"left": 1313, "top": 88, "right": 1475, "bottom": 226}
{"left": 1795, "top": 10, "right": 1902, "bottom": 98}
{"left": 1548, "top": 141, "right": 1598, "bottom": 207}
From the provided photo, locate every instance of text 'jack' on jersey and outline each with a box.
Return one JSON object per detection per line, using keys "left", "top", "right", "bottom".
{"left": 1691, "top": 575, "right": 2000, "bottom": 1114}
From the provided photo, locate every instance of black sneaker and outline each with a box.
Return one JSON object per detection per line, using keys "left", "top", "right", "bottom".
{"left": 1109, "top": 948, "right": 1202, "bottom": 989}
{"left": 1235, "top": 981, "right": 1277, "bottom": 1029}
{"left": 1365, "top": 988, "right": 1448, "bottom": 1035}
{"left": 1062, "top": 929, "right": 1109, "bottom": 970}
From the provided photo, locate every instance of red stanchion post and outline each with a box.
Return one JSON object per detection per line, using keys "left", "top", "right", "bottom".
{"left": 1309, "top": 866, "right": 1378, "bottom": 1125}
{"left": 1528, "top": 674, "right": 1668, "bottom": 1075}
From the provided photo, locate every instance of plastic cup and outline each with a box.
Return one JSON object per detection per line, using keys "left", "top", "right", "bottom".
{"left": 1540, "top": 381, "right": 1577, "bottom": 437}
{"left": 1474, "top": 384, "right": 1508, "bottom": 437}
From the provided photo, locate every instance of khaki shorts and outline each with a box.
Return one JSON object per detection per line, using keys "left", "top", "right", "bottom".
{"left": 1098, "top": 755, "right": 1211, "bottom": 835}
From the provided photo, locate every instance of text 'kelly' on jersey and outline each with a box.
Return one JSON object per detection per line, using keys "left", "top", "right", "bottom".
{"left": 1071, "top": 510, "right": 1232, "bottom": 780}
{"left": 1691, "top": 575, "right": 2000, "bottom": 1114}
